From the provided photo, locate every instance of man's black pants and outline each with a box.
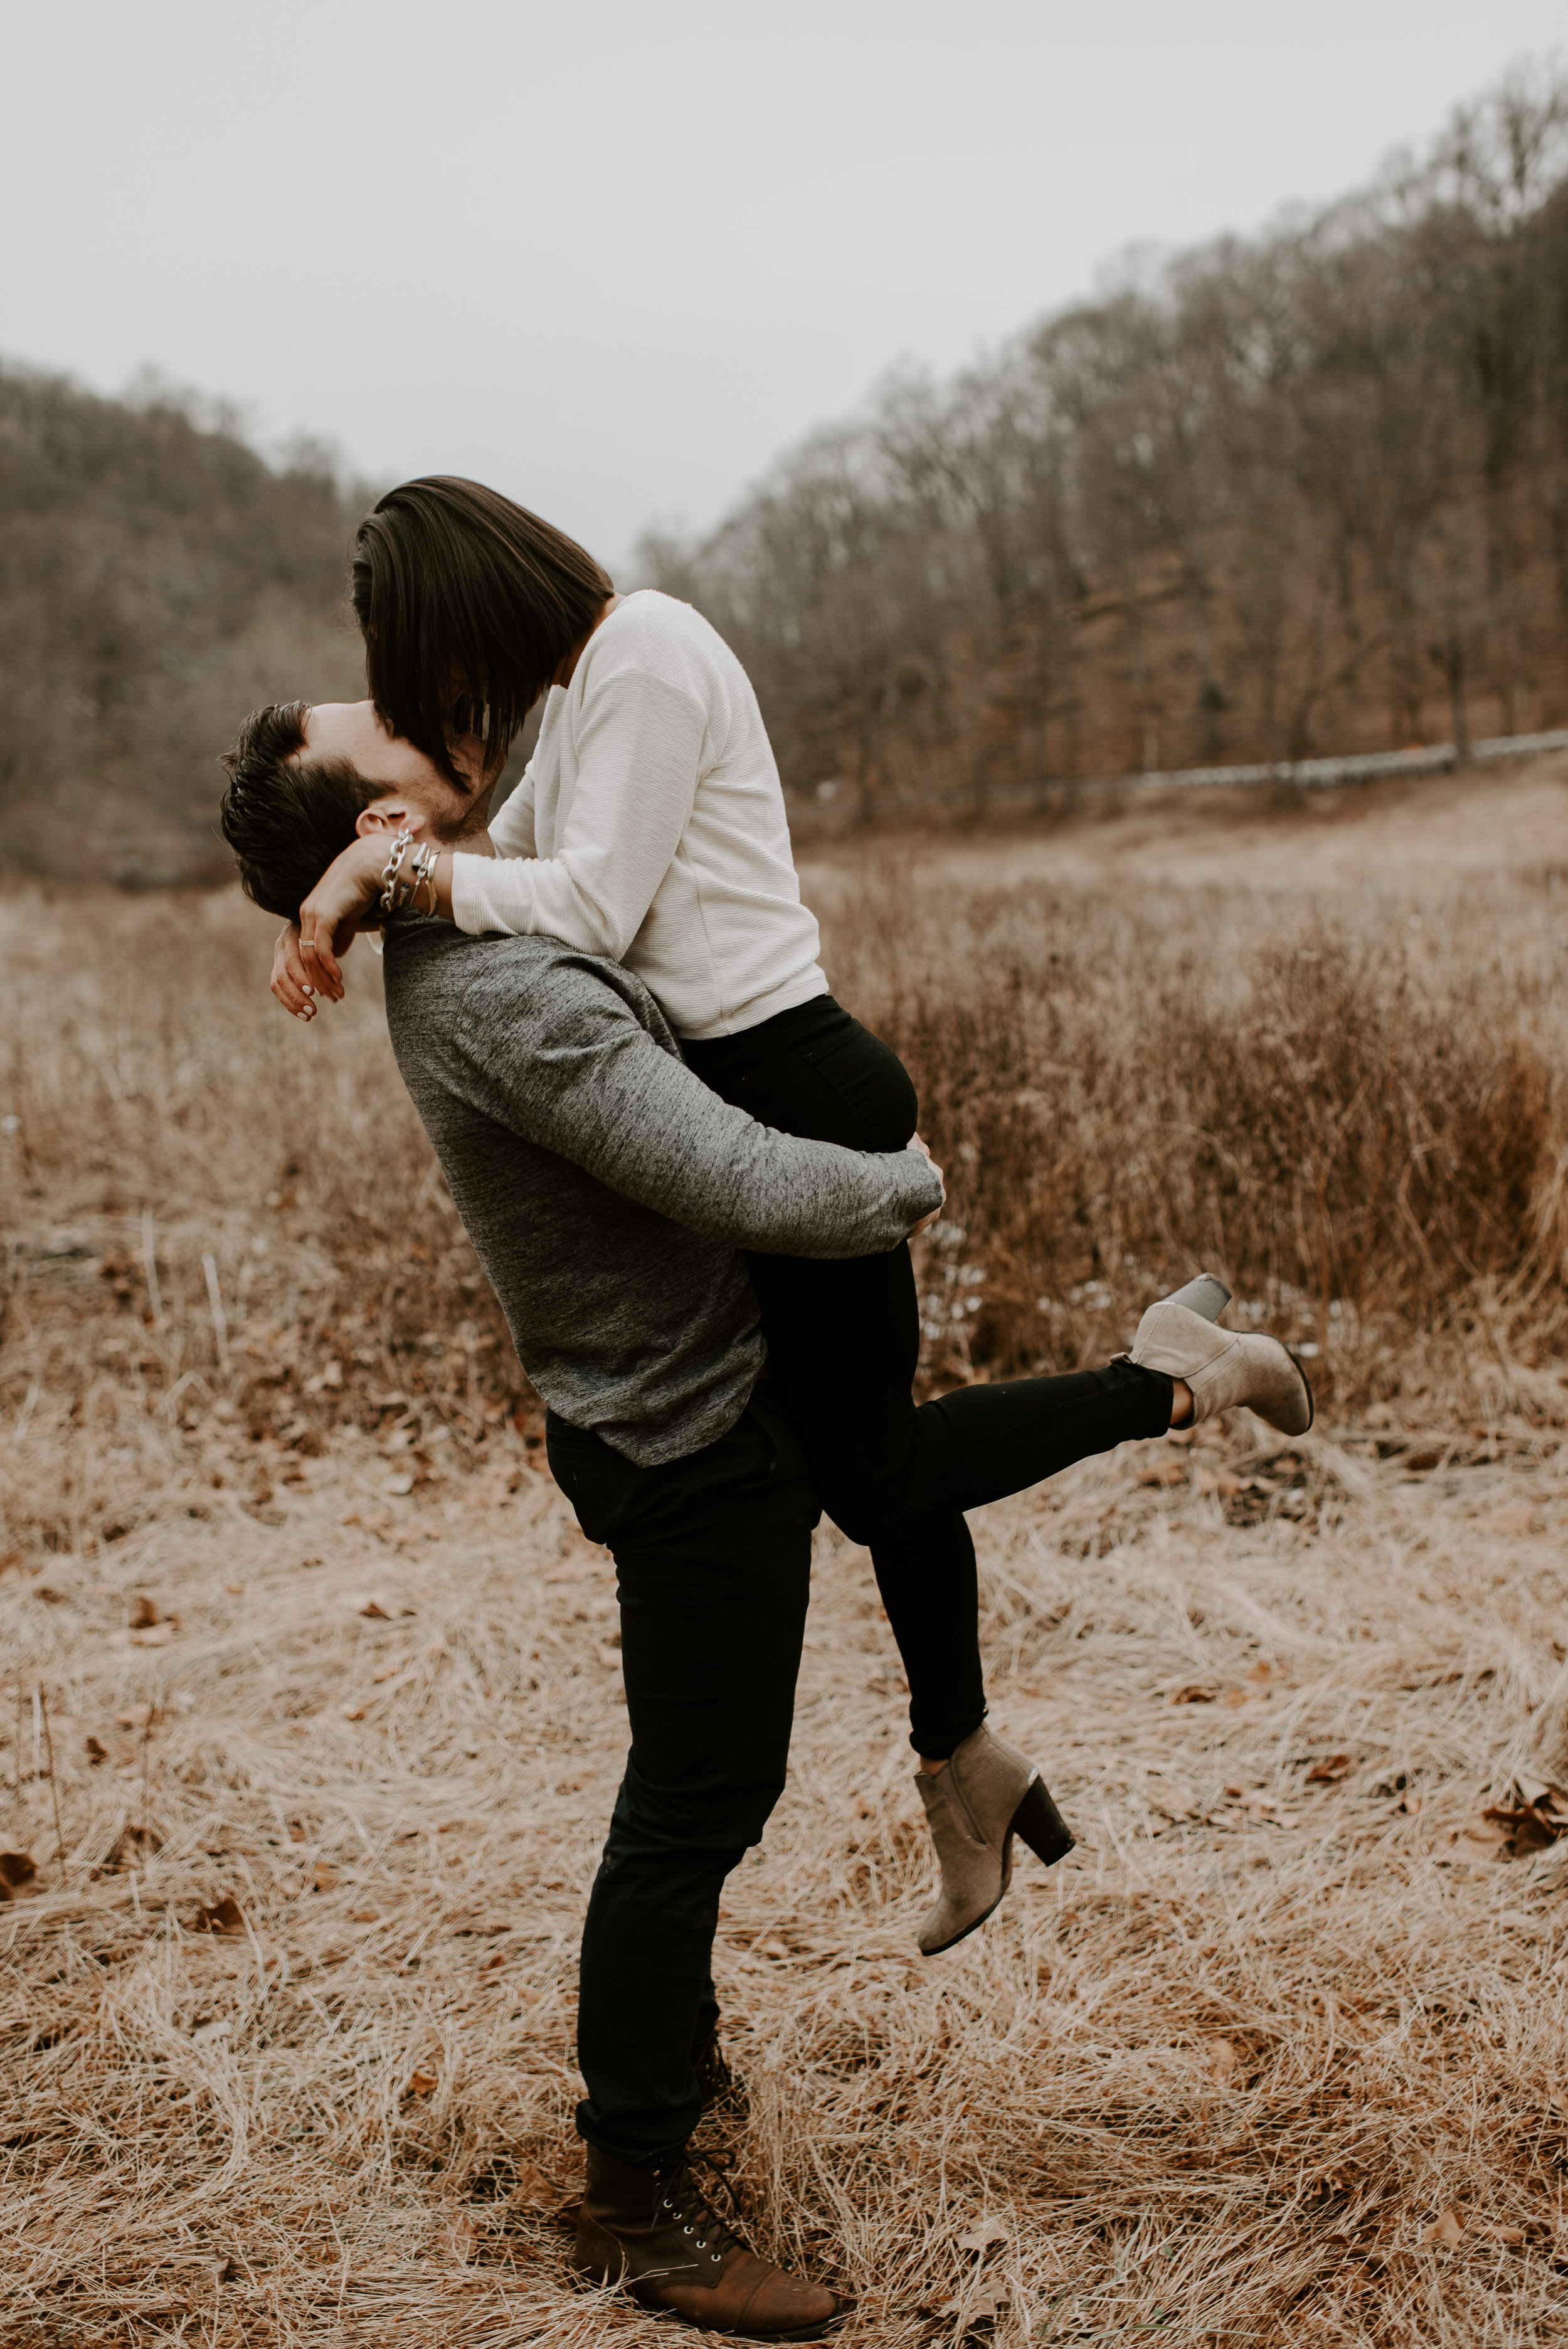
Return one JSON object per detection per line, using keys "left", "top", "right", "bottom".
{"left": 546, "top": 1354, "right": 1170, "bottom": 2163}
{"left": 546, "top": 1385, "right": 820, "bottom": 2166}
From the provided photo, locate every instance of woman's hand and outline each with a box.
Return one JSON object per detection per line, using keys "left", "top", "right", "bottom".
{"left": 271, "top": 923, "right": 318, "bottom": 1021}
{"left": 295, "top": 835, "right": 391, "bottom": 1004}
{"left": 906, "top": 1132, "right": 946, "bottom": 1236}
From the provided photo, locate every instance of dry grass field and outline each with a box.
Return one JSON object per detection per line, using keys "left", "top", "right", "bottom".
{"left": 8, "top": 760, "right": 1568, "bottom": 2346}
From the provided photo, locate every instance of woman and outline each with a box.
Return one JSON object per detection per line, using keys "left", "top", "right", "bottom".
{"left": 274, "top": 477, "right": 1311, "bottom": 1954}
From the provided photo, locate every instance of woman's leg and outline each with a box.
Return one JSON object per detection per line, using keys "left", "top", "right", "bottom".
{"left": 683, "top": 1000, "right": 1175, "bottom": 1757}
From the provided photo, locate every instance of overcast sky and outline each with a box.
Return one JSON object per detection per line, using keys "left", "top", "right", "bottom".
{"left": 3, "top": 1, "right": 1562, "bottom": 574}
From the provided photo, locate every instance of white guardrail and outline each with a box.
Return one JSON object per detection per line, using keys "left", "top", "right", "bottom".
{"left": 805, "top": 729, "right": 1568, "bottom": 818}
{"left": 1104, "top": 728, "right": 1568, "bottom": 795}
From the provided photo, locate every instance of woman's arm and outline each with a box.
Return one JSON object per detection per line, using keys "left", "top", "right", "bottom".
{"left": 270, "top": 763, "right": 539, "bottom": 1020}
{"left": 444, "top": 669, "right": 706, "bottom": 958}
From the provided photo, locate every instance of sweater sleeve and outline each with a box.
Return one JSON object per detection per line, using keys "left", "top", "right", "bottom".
{"left": 452, "top": 957, "right": 941, "bottom": 1259}
{"left": 484, "top": 761, "right": 539, "bottom": 861}
{"left": 447, "top": 669, "right": 704, "bottom": 957}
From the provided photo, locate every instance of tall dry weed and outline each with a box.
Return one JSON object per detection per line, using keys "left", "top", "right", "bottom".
{"left": 825, "top": 864, "right": 1568, "bottom": 1413}
{"left": 7, "top": 834, "right": 1568, "bottom": 2345}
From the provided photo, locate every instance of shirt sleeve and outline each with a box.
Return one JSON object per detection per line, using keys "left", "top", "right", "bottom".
{"left": 452, "top": 957, "right": 942, "bottom": 1259}
{"left": 446, "top": 669, "right": 705, "bottom": 957}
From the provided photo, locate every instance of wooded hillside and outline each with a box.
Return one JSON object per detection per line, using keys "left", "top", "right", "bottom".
{"left": 4, "top": 67, "right": 1565, "bottom": 877}
{"left": 644, "top": 68, "right": 1568, "bottom": 813}
{"left": 0, "top": 372, "right": 368, "bottom": 884}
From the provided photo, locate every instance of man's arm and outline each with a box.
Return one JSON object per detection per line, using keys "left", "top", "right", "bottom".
{"left": 453, "top": 955, "right": 941, "bottom": 1258}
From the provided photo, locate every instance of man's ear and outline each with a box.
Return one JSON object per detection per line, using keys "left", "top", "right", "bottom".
{"left": 354, "top": 798, "right": 411, "bottom": 838}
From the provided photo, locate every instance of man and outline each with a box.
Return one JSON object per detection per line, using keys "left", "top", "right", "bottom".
{"left": 221, "top": 698, "right": 945, "bottom": 2338}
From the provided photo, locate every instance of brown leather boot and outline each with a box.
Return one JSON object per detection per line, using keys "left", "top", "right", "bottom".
{"left": 573, "top": 2143, "right": 841, "bottom": 2339}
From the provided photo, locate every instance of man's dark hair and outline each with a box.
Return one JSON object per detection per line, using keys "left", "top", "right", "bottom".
{"left": 352, "top": 476, "right": 614, "bottom": 791}
{"left": 219, "top": 700, "right": 384, "bottom": 922}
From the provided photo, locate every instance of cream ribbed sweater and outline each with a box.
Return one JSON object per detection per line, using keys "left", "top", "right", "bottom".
{"left": 448, "top": 591, "right": 827, "bottom": 1041}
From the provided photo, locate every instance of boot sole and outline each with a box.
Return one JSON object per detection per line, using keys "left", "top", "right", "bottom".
{"left": 919, "top": 1776, "right": 1076, "bottom": 1957}
{"left": 576, "top": 2264, "right": 848, "bottom": 2343}
{"left": 1256, "top": 1349, "right": 1315, "bottom": 1436}
{"left": 1288, "top": 1351, "right": 1315, "bottom": 1433}
{"left": 623, "top": 2285, "right": 847, "bottom": 2343}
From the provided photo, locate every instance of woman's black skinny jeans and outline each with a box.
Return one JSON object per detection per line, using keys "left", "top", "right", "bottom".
{"left": 682, "top": 995, "right": 1172, "bottom": 1758}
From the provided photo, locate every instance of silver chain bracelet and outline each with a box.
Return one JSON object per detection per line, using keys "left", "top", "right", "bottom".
{"left": 378, "top": 829, "right": 414, "bottom": 915}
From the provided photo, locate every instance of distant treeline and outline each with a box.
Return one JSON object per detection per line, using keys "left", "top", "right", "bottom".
{"left": 0, "top": 371, "right": 368, "bottom": 884}
{"left": 4, "top": 68, "right": 1566, "bottom": 881}
{"left": 643, "top": 68, "right": 1568, "bottom": 814}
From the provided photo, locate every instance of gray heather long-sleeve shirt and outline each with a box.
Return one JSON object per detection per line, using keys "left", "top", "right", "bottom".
{"left": 380, "top": 919, "right": 941, "bottom": 1465}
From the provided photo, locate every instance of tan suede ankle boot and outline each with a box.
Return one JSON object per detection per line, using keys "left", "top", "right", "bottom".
{"left": 914, "top": 1726, "right": 1073, "bottom": 1956}
{"left": 1130, "top": 1298, "right": 1313, "bottom": 1435}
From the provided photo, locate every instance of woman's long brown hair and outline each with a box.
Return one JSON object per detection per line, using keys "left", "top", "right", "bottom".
{"left": 352, "top": 476, "right": 614, "bottom": 789}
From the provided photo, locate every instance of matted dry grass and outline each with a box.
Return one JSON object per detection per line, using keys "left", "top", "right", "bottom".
{"left": 7, "top": 766, "right": 1568, "bottom": 2345}
{"left": 8, "top": 1411, "right": 1568, "bottom": 2346}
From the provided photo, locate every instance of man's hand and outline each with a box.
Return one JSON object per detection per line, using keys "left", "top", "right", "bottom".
{"left": 906, "top": 1132, "right": 945, "bottom": 1236}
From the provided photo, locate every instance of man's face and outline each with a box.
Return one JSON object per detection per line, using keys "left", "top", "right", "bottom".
{"left": 300, "top": 703, "right": 492, "bottom": 844}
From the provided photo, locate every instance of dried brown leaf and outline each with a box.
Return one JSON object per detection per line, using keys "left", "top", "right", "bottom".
{"left": 957, "top": 2214, "right": 1010, "bottom": 2253}
{"left": 1483, "top": 1802, "right": 1565, "bottom": 1851}
{"left": 192, "top": 1896, "right": 245, "bottom": 1936}
{"left": 438, "top": 2217, "right": 478, "bottom": 2264}
{"left": 508, "top": 2160, "right": 565, "bottom": 2211}
{"left": 1307, "top": 1754, "right": 1352, "bottom": 1784}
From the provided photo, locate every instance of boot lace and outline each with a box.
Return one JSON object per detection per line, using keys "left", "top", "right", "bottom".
{"left": 652, "top": 2145, "right": 748, "bottom": 2264}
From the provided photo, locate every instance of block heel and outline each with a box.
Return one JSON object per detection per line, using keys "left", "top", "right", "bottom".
{"left": 915, "top": 1727, "right": 1077, "bottom": 1954}
{"left": 1010, "top": 1774, "right": 1074, "bottom": 1868}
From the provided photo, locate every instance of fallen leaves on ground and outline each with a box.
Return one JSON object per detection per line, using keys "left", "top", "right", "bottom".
{"left": 507, "top": 2161, "right": 566, "bottom": 2212}
{"left": 958, "top": 2215, "right": 1010, "bottom": 2253}
{"left": 1421, "top": 2209, "right": 1465, "bottom": 2248}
